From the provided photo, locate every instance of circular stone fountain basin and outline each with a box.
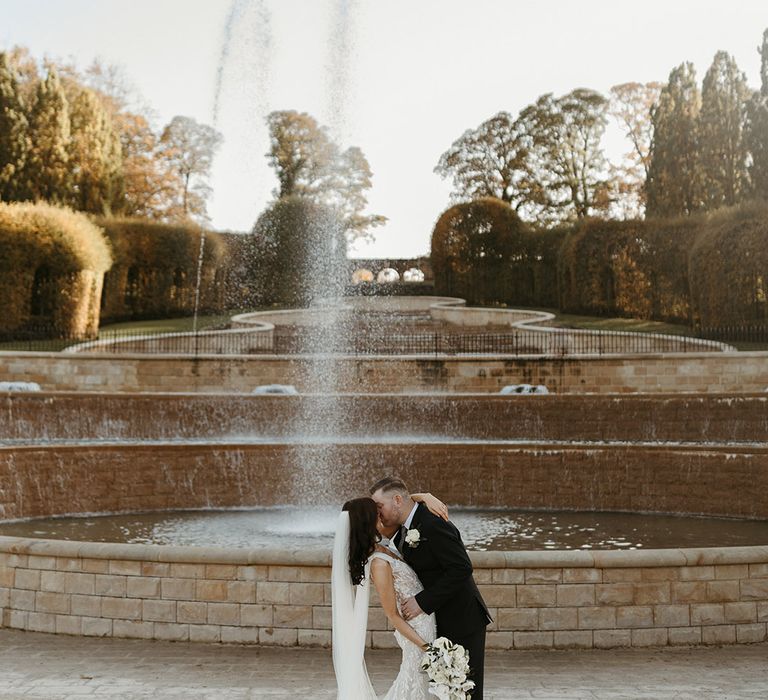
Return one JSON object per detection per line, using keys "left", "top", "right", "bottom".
{"left": 3, "top": 507, "right": 768, "bottom": 552}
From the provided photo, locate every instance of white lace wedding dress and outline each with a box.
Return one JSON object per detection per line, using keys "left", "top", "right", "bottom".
{"left": 371, "top": 550, "right": 437, "bottom": 700}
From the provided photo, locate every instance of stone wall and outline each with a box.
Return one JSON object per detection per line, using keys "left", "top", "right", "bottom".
{"left": 1, "top": 351, "right": 767, "bottom": 394}
{"left": 1, "top": 539, "right": 766, "bottom": 649}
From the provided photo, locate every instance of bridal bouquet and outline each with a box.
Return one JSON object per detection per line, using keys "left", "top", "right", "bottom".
{"left": 420, "top": 636, "right": 475, "bottom": 699}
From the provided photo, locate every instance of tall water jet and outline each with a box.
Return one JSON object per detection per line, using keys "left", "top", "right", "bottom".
{"left": 289, "top": 0, "right": 360, "bottom": 502}
{"left": 210, "top": 0, "right": 274, "bottom": 230}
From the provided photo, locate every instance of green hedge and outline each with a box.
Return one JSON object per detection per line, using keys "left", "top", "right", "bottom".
{"left": 431, "top": 198, "right": 563, "bottom": 307}
{"left": 0, "top": 202, "right": 112, "bottom": 336}
{"left": 97, "top": 218, "right": 229, "bottom": 322}
{"left": 432, "top": 199, "right": 768, "bottom": 329}
{"left": 251, "top": 196, "right": 348, "bottom": 307}
{"left": 557, "top": 217, "right": 696, "bottom": 323}
{"left": 688, "top": 203, "right": 768, "bottom": 327}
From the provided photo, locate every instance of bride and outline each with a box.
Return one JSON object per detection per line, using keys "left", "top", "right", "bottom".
{"left": 332, "top": 494, "right": 445, "bottom": 700}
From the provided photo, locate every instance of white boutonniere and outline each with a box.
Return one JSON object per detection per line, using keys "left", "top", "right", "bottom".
{"left": 405, "top": 528, "right": 423, "bottom": 548}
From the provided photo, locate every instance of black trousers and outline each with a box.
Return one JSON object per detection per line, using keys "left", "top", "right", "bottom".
{"left": 452, "top": 626, "right": 486, "bottom": 700}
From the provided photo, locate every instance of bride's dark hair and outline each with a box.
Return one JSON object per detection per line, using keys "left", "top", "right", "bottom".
{"left": 342, "top": 497, "right": 380, "bottom": 585}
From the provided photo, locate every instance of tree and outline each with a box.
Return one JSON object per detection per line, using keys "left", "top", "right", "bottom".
{"left": 517, "top": 89, "right": 609, "bottom": 224}
{"left": 0, "top": 53, "right": 29, "bottom": 202}
{"left": 434, "top": 112, "right": 535, "bottom": 211}
{"left": 646, "top": 63, "right": 702, "bottom": 217}
{"left": 746, "top": 29, "right": 768, "bottom": 201}
{"left": 25, "top": 67, "right": 72, "bottom": 204}
{"left": 698, "top": 51, "right": 750, "bottom": 209}
{"left": 266, "top": 110, "right": 385, "bottom": 240}
{"left": 158, "top": 115, "right": 222, "bottom": 222}
{"left": 68, "top": 87, "right": 124, "bottom": 214}
{"left": 608, "top": 82, "right": 663, "bottom": 217}
{"left": 116, "top": 112, "right": 177, "bottom": 218}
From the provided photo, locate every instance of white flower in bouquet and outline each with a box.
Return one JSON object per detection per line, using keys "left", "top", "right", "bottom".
{"left": 420, "top": 636, "right": 475, "bottom": 699}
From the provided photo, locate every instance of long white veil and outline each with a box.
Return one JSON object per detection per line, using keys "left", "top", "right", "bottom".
{"left": 331, "top": 511, "right": 377, "bottom": 699}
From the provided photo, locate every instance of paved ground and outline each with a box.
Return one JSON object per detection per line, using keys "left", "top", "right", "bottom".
{"left": 0, "top": 630, "right": 766, "bottom": 699}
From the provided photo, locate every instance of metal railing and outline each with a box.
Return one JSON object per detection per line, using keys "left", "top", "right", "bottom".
{"left": 699, "top": 324, "right": 768, "bottom": 344}
{"left": 0, "top": 325, "right": 727, "bottom": 356}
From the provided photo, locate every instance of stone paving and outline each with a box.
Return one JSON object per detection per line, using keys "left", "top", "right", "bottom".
{"left": 1, "top": 631, "right": 767, "bottom": 699}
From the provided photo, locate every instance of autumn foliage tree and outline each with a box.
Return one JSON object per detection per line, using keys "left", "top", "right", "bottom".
{"left": 607, "top": 82, "right": 663, "bottom": 217}
{"left": 434, "top": 111, "right": 535, "bottom": 210}
{"left": 0, "top": 47, "right": 221, "bottom": 223}
{"left": 265, "top": 110, "right": 385, "bottom": 240}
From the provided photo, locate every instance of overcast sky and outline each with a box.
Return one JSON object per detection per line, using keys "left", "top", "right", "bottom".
{"left": 5, "top": 0, "right": 768, "bottom": 257}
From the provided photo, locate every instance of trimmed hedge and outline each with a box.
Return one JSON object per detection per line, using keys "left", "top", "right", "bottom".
{"left": 557, "top": 217, "right": 696, "bottom": 323}
{"left": 431, "top": 198, "right": 563, "bottom": 308}
{"left": 97, "top": 218, "right": 229, "bottom": 322}
{"left": 251, "top": 196, "right": 348, "bottom": 307}
{"left": 0, "top": 202, "right": 112, "bottom": 337}
{"left": 688, "top": 203, "right": 768, "bottom": 327}
{"left": 432, "top": 198, "right": 768, "bottom": 328}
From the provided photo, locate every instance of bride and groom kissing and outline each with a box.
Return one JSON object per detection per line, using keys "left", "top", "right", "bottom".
{"left": 332, "top": 476, "right": 492, "bottom": 699}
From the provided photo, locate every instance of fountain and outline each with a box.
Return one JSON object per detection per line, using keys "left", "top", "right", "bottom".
{"left": 1, "top": 0, "right": 768, "bottom": 653}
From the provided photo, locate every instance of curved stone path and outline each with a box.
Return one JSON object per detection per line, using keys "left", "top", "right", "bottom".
{"left": 0, "top": 630, "right": 766, "bottom": 699}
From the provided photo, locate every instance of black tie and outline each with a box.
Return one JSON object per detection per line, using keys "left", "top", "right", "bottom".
{"left": 397, "top": 525, "right": 407, "bottom": 553}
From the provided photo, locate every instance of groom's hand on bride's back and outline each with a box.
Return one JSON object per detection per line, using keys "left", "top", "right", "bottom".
{"left": 401, "top": 596, "right": 423, "bottom": 621}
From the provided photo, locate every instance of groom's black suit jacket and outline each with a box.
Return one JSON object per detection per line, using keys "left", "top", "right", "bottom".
{"left": 396, "top": 504, "right": 491, "bottom": 640}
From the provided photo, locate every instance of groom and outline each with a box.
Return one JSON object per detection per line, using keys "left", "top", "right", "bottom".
{"left": 370, "top": 476, "right": 492, "bottom": 699}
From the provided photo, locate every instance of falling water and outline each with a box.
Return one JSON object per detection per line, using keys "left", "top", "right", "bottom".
{"left": 207, "top": 0, "right": 363, "bottom": 501}
{"left": 192, "top": 231, "right": 206, "bottom": 334}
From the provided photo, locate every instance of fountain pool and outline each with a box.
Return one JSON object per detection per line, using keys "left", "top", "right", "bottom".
{"left": 3, "top": 507, "right": 768, "bottom": 552}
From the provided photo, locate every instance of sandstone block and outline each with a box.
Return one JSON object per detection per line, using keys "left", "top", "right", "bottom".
{"left": 593, "top": 629, "right": 631, "bottom": 648}
{"left": 514, "top": 631, "right": 554, "bottom": 649}
{"left": 706, "top": 580, "right": 740, "bottom": 602}
{"left": 161, "top": 578, "right": 195, "bottom": 601}
{"left": 142, "top": 599, "right": 176, "bottom": 623}
{"left": 631, "top": 628, "right": 668, "bottom": 647}
{"left": 273, "top": 604, "right": 312, "bottom": 628}
{"left": 498, "top": 608, "right": 538, "bottom": 631}
{"left": 525, "top": 568, "right": 562, "bottom": 584}
{"left": 259, "top": 627, "right": 297, "bottom": 646}
{"left": 668, "top": 626, "right": 702, "bottom": 646}
{"left": 557, "top": 584, "right": 595, "bottom": 607}
{"left": 517, "top": 585, "right": 555, "bottom": 608}
{"left": 562, "top": 568, "right": 601, "bottom": 584}
{"left": 724, "top": 602, "right": 757, "bottom": 624}
{"left": 671, "top": 581, "right": 707, "bottom": 604}
{"left": 539, "top": 608, "right": 578, "bottom": 631}
{"left": 82, "top": 616, "right": 112, "bottom": 637}
{"left": 702, "top": 624, "right": 736, "bottom": 645}
{"left": 633, "top": 583, "right": 670, "bottom": 605}
{"left": 153, "top": 622, "right": 190, "bottom": 642}
{"left": 736, "top": 623, "right": 766, "bottom": 644}
{"left": 577, "top": 607, "right": 616, "bottom": 630}
{"left": 189, "top": 624, "right": 221, "bottom": 643}
{"left": 207, "top": 602, "right": 240, "bottom": 626}
{"left": 126, "top": 577, "right": 160, "bottom": 599}
{"left": 653, "top": 605, "right": 690, "bottom": 627}
{"left": 113, "top": 620, "right": 153, "bottom": 639}
{"left": 554, "top": 630, "right": 593, "bottom": 648}
{"left": 691, "top": 603, "right": 724, "bottom": 625}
